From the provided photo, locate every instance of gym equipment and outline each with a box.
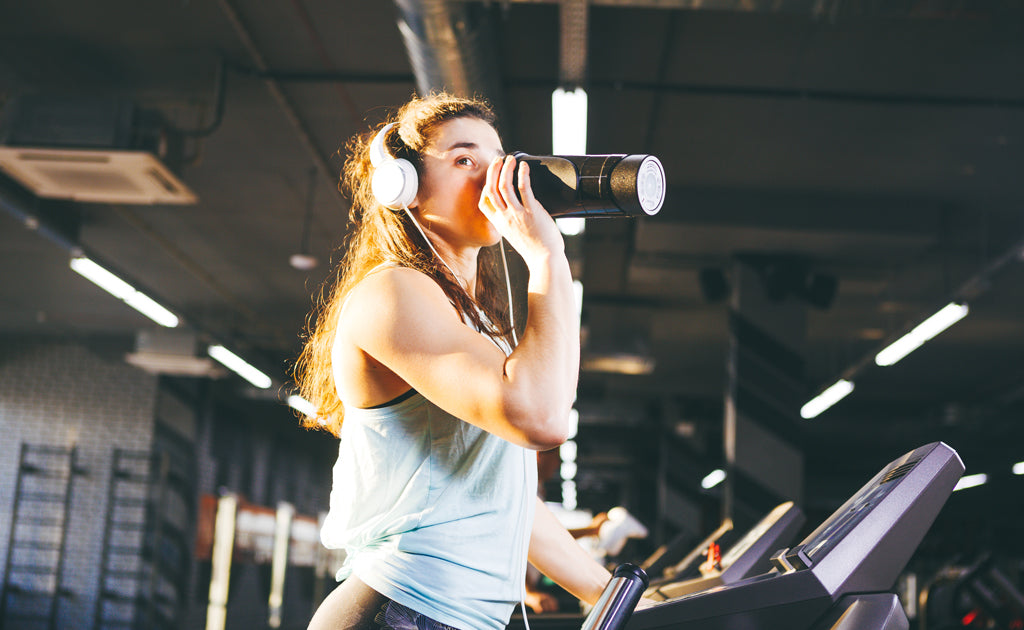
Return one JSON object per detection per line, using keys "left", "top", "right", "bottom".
{"left": 509, "top": 503, "right": 803, "bottom": 630}
{"left": 919, "top": 554, "right": 1024, "bottom": 629}
{"left": 581, "top": 564, "right": 650, "bottom": 630}
{"left": 646, "top": 501, "right": 805, "bottom": 599}
{"left": 642, "top": 520, "right": 737, "bottom": 585}
{"left": 627, "top": 442, "right": 964, "bottom": 630}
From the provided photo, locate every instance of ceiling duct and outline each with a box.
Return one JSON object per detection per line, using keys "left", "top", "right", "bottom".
{"left": 0, "top": 94, "right": 197, "bottom": 205}
{"left": 392, "top": 0, "right": 507, "bottom": 122}
{"left": 125, "top": 329, "right": 225, "bottom": 377}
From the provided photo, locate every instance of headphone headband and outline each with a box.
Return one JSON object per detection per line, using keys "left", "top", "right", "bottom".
{"left": 369, "top": 122, "right": 395, "bottom": 168}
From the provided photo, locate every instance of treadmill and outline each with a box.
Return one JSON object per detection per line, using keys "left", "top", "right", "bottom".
{"left": 511, "top": 504, "right": 804, "bottom": 630}
{"left": 627, "top": 442, "right": 964, "bottom": 630}
{"left": 645, "top": 501, "right": 805, "bottom": 600}
{"left": 642, "top": 520, "right": 736, "bottom": 585}
{"left": 507, "top": 508, "right": 802, "bottom": 630}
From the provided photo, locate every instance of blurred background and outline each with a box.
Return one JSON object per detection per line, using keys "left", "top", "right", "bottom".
{"left": 0, "top": 1, "right": 1022, "bottom": 628}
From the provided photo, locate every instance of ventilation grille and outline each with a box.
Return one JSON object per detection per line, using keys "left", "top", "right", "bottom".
{"left": 880, "top": 459, "right": 920, "bottom": 485}
{"left": 124, "top": 329, "right": 223, "bottom": 376}
{"left": 0, "top": 147, "right": 197, "bottom": 205}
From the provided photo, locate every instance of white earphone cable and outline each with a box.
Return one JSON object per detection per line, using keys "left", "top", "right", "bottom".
{"left": 401, "top": 205, "right": 465, "bottom": 288}
{"left": 402, "top": 204, "right": 519, "bottom": 349}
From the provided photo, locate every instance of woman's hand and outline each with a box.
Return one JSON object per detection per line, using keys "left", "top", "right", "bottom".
{"left": 524, "top": 588, "right": 560, "bottom": 614}
{"left": 478, "top": 154, "right": 565, "bottom": 268}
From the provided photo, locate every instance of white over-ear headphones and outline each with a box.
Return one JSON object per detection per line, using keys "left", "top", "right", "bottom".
{"left": 369, "top": 122, "right": 418, "bottom": 210}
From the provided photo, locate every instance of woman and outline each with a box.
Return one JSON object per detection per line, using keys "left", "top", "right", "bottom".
{"left": 295, "top": 92, "right": 613, "bottom": 629}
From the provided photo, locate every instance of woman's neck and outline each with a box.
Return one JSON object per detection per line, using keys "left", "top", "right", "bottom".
{"left": 432, "top": 238, "right": 479, "bottom": 297}
{"left": 401, "top": 206, "right": 480, "bottom": 297}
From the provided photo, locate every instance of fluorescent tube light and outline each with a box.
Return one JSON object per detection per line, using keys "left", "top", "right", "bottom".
{"left": 287, "top": 394, "right": 316, "bottom": 418}
{"left": 552, "top": 87, "right": 587, "bottom": 155}
{"left": 70, "top": 256, "right": 179, "bottom": 327}
{"left": 560, "top": 461, "right": 578, "bottom": 481}
{"left": 560, "top": 440, "right": 578, "bottom": 463}
{"left": 208, "top": 345, "right": 272, "bottom": 389}
{"left": 875, "top": 302, "right": 969, "bottom": 367}
{"left": 123, "top": 292, "right": 179, "bottom": 328}
{"left": 567, "top": 408, "right": 579, "bottom": 440}
{"left": 800, "top": 379, "right": 855, "bottom": 419}
{"left": 701, "top": 469, "right": 726, "bottom": 490}
{"left": 562, "top": 480, "right": 578, "bottom": 510}
{"left": 953, "top": 473, "right": 987, "bottom": 492}
{"left": 581, "top": 353, "right": 656, "bottom": 375}
{"left": 557, "top": 217, "right": 586, "bottom": 236}
{"left": 1013, "top": 462, "right": 1024, "bottom": 475}
{"left": 550, "top": 87, "right": 586, "bottom": 237}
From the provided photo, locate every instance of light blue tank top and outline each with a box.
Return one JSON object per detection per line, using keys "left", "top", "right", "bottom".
{"left": 321, "top": 376, "right": 538, "bottom": 629}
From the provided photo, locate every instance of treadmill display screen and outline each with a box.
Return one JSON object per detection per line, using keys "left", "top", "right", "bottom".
{"left": 719, "top": 502, "right": 791, "bottom": 569}
{"left": 802, "top": 458, "right": 920, "bottom": 561}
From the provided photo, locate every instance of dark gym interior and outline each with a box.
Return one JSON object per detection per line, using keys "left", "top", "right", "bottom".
{"left": 0, "top": 1, "right": 1022, "bottom": 628}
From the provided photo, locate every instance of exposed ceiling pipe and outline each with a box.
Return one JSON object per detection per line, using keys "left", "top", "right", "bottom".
{"left": 452, "top": 0, "right": 837, "bottom": 13}
{"left": 451, "top": 0, "right": 1007, "bottom": 21}
{"left": 392, "top": 0, "right": 508, "bottom": 125}
{"left": 559, "top": 0, "right": 589, "bottom": 87}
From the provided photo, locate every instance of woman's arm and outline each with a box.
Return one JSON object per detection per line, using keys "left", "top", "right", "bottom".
{"left": 528, "top": 498, "right": 612, "bottom": 606}
{"left": 341, "top": 157, "right": 578, "bottom": 450}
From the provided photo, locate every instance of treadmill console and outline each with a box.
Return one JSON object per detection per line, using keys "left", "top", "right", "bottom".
{"left": 646, "top": 501, "right": 805, "bottom": 600}
{"left": 627, "top": 442, "right": 964, "bottom": 630}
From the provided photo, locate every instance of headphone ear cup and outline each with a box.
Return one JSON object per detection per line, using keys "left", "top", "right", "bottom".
{"left": 371, "top": 157, "right": 418, "bottom": 210}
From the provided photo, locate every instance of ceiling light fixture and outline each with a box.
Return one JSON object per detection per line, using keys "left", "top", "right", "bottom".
{"left": 875, "top": 302, "right": 969, "bottom": 367}
{"left": 290, "top": 167, "right": 319, "bottom": 270}
{"left": 557, "top": 217, "right": 586, "bottom": 236}
{"left": 286, "top": 394, "right": 316, "bottom": 418}
{"left": 953, "top": 473, "right": 987, "bottom": 492}
{"left": 552, "top": 87, "right": 588, "bottom": 237}
{"left": 1012, "top": 462, "right": 1024, "bottom": 475}
{"left": 581, "top": 353, "right": 656, "bottom": 375}
{"left": 207, "top": 344, "right": 272, "bottom": 389}
{"left": 800, "top": 379, "right": 855, "bottom": 419}
{"left": 69, "top": 256, "right": 179, "bottom": 328}
{"left": 701, "top": 469, "right": 726, "bottom": 490}
{"left": 552, "top": 86, "right": 587, "bottom": 155}
{"left": 559, "top": 440, "right": 577, "bottom": 463}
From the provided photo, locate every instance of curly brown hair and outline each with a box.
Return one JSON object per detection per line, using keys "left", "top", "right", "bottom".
{"left": 292, "top": 92, "right": 516, "bottom": 436}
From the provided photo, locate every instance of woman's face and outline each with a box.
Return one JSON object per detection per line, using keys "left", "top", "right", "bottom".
{"left": 414, "top": 116, "right": 505, "bottom": 249}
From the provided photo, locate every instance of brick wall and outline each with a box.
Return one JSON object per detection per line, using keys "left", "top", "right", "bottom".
{"left": 0, "top": 336, "right": 338, "bottom": 629}
{"left": 0, "top": 336, "right": 158, "bottom": 629}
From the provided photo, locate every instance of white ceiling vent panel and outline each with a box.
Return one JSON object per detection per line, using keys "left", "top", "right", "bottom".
{"left": 0, "top": 147, "right": 197, "bottom": 205}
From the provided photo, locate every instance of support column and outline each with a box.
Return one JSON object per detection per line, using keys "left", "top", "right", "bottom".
{"left": 723, "top": 256, "right": 808, "bottom": 524}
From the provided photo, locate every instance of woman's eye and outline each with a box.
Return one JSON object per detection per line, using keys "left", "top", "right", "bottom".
{"left": 456, "top": 156, "right": 473, "bottom": 166}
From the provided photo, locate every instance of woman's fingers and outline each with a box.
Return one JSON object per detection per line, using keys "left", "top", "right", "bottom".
{"left": 496, "top": 154, "right": 520, "bottom": 209}
{"left": 483, "top": 155, "right": 530, "bottom": 219}
{"left": 480, "top": 156, "right": 505, "bottom": 215}
{"left": 517, "top": 161, "right": 537, "bottom": 207}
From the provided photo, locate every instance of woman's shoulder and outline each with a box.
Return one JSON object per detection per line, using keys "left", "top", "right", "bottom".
{"left": 343, "top": 265, "right": 451, "bottom": 319}
{"left": 356, "top": 264, "right": 439, "bottom": 295}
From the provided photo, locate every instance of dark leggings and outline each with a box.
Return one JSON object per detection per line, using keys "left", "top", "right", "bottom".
{"left": 307, "top": 576, "right": 462, "bottom": 630}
